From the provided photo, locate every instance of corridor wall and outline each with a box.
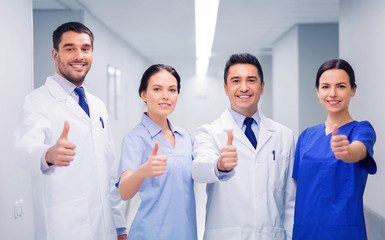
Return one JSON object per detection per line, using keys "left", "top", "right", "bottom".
{"left": 0, "top": 0, "right": 34, "bottom": 238}
{"left": 340, "top": 0, "right": 385, "bottom": 238}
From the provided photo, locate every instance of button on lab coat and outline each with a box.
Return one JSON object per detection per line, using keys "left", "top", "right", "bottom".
{"left": 192, "top": 110, "right": 296, "bottom": 240}
{"left": 14, "top": 77, "right": 125, "bottom": 240}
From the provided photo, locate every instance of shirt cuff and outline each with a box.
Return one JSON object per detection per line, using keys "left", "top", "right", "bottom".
{"left": 117, "top": 227, "right": 127, "bottom": 236}
{"left": 214, "top": 160, "right": 235, "bottom": 180}
{"left": 41, "top": 147, "right": 55, "bottom": 174}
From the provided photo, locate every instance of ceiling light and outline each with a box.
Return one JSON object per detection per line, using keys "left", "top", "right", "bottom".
{"left": 196, "top": 58, "right": 209, "bottom": 76}
{"left": 195, "top": 0, "right": 220, "bottom": 76}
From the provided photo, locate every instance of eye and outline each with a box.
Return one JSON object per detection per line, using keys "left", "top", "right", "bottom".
{"left": 232, "top": 79, "right": 240, "bottom": 83}
{"left": 321, "top": 85, "right": 329, "bottom": 89}
{"left": 153, "top": 87, "right": 160, "bottom": 91}
{"left": 65, "top": 48, "right": 74, "bottom": 52}
{"left": 248, "top": 79, "right": 256, "bottom": 83}
{"left": 169, "top": 88, "right": 177, "bottom": 93}
{"left": 338, "top": 85, "right": 346, "bottom": 88}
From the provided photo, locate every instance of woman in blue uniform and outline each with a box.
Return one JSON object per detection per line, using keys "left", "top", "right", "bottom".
{"left": 117, "top": 64, "right": 197, "bottom": 240}
{"left": 293, "top": 59, "right": 376, "bottom": 240}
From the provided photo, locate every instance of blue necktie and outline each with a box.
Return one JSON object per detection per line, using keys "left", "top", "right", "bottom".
{"left": 74, "top": 87, "right": 90, "bottom": 117}
{"left": 244, "top": 117, "right": 257, "bottom": 149}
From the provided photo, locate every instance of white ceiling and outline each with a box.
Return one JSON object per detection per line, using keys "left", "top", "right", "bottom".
{"left": 33, "top": 0, "right": 339, "bottom": 77}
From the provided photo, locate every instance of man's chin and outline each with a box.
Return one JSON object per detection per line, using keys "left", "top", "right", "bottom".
{"left": 62, "top": 73, "right": 86, "bottom": 85}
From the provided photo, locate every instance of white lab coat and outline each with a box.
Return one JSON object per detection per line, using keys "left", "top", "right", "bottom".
{"left": 192, "top": 109, "right": 296, "bottom": 240}
{"left": 14, "top": 77, "right": 126, "bottom": 240}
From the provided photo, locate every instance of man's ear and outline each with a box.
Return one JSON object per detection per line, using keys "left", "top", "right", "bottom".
{"left": 224, "top": 83, "right": 229, "bottom": 96}
{"left": 52, "top": 48, "right": 58, "bottom": 63}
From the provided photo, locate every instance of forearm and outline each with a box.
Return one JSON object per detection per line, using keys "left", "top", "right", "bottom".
{"left": 342, "top": 141, "right": 367, "bottom": 163}
{"left": 192, "top": 158, "right": 219, "bottom": 183}
{"left": 118, "top": 169, "right": 146, "bottom": 200}
{"left": 14, "top": 129, "right": 51, "bottom": 173}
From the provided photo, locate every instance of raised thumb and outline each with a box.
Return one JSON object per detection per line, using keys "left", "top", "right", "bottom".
{"left": 150, "top": 141, "right": 159, "bottom": 156}
{"left": 332, "top": 124, "right": 338, "bottom": 137}
{"left": 227, "top": 130, "right": 233, "bottom": 146}
{"left": 59, "top": 121, "right": 69, "bottom": 140}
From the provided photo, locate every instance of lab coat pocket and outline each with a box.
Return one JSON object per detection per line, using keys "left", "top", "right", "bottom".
{"left": 268, "top": 153, "right": 289, "bottom": 190}
{"left": 46, "top": 197, "right": 92, "bottom": 240}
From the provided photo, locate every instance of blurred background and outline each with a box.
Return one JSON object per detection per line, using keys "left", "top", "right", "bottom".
{"left": 1, "top": 0, "right": 385, "bottom": 239}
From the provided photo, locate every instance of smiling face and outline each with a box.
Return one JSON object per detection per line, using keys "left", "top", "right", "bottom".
{"left": 224, "top": 63, "right": 264, "bottom": 117}
{"left": 317, "top": 69, "right": 356, "bottom": 115}
{"left": 52, "top": 31, "right": 93, "bottom": 86}
{"left": 140, "top": 70, "right": 179, "bottom": 121}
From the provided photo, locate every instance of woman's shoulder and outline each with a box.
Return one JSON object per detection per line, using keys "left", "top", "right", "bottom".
{"left": 349, "top": 120, "right": 376, "bottom": 137}
{"left": 351, "top": 120, "right": 374, "bottom": 129}
{"left": 123, "top": 123, "right": 149, "bottom": 142}
{"left": 300, "top": 123, "right": 324, "bottom": 138}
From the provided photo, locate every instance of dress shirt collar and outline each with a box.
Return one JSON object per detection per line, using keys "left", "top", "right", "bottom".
{"left": 53, "top": 72, "right": 84, "bottom": 95}
{"left": 228, "top": 107, "right": 261, "bottom": 128}
{"left": 141, "top": 113, "right": 181, "bottom": 138}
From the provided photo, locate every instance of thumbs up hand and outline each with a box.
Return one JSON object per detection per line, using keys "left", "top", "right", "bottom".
{"left": 330, "top": 124, "right": 350, "bottom": 160}
{"left": 139, "top": 142, "right": 167, "bottom": 178}
{"left": 217, "top": 130, "right": 238, "bottom": 171}
{"left": 45, "top": 121, "right": 76, "bottom": 166}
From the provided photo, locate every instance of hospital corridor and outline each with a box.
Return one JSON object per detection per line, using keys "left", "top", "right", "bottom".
{"left": 1, "top": 0, "right": 385, "bottom": 239}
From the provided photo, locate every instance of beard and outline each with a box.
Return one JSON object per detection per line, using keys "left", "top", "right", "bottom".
{"left": 59, "top": 67, "right": 87, "bottom": 84}
{"left": 57, "top": 55, "right": 91, "bottom": 85}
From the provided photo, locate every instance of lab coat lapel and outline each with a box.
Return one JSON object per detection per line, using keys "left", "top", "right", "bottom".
{"left": 220, "top": 110, "right": 256, "bottom": 153}
{"left": 46, "top": 77, "right": 91, "bottom": 122}
{"left": 257, "top": 113, "right": 274, "bottom": 152}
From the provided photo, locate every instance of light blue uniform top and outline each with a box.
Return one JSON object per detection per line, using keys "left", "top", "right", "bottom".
{"left": 117, "top": 113, "right": 197, "bottom": 240}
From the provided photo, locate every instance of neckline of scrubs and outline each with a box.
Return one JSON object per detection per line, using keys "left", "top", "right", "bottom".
{"left": 323, "top": 120, "right": 357, "bottom": 136}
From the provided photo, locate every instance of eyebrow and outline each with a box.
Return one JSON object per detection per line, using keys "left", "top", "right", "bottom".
{"left": 230, "top": 76, "right": 258, "bottom": 80}
{"left": 320, "top": 82, "right": 348, "bottom": 86}
{"left": 62, "top": 43, "right": 74, "bottom": 48}
{"left": 62, "top": 43, "right": 92, "bottom": 48}
{"left": 151, "top": 84, "right": 177, "bottom": 87}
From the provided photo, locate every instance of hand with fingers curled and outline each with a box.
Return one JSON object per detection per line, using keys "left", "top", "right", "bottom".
{"left": 139, "top": 141, "right": 168, "bottom": 178}
{"left": 330, "top": 124, "right": 350, "bottom": 160}
{"left": 217, "top": 130, "right": 238, "bottom": 172}
{"left": 45, "top": 121, "right": 76, "bottom": 167}
{"left": 117, "top": 234, "right": 127, "bottom": 240}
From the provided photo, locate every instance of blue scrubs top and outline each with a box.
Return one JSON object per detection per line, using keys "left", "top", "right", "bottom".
{"left": 293, "top": 121, "right": 376, "bottom": 240}
{"left": 117, "top": 113, "right": 197, "bottom": 240}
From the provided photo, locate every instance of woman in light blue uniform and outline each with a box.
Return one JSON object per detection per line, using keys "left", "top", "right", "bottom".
{"left": 293, "top": 59, "right": 376, "bottom": 240}
{"left": 117, "top": 64, "right": 197, "bottom": 240}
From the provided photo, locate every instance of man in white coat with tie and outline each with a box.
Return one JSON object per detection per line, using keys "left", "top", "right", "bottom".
{"left": 192, "top": 53, "right": 296, "bottom": 240}
{"left": 14, "top": 22, "right": 127, "bottom": 240}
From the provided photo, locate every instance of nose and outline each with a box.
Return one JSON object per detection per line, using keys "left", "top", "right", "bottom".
{"left": 240, "top": 80, "right": 248, "bottom": 92}
{"left": 74, "top": 48, "right": 84, "bottom": 60}
{"left": 329, "top": 86, "right": 337, "bottom": 97}
{"left": 162, "top": 90, "right": 169, "bottom": 99}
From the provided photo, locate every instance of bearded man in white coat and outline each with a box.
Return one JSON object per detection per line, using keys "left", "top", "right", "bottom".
{"left": 14, "top": 22, "right": 127, "bottom": 240}
{"left": 192, "top": 53, "right": 296, "bottom": 240}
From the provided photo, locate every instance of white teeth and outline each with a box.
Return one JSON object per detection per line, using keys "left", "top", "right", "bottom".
{"left": 73, "top": 64, "right": 83, "bottom": 68}
{"left": 238, "top": 95, "right": 250, "bottom": 99}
